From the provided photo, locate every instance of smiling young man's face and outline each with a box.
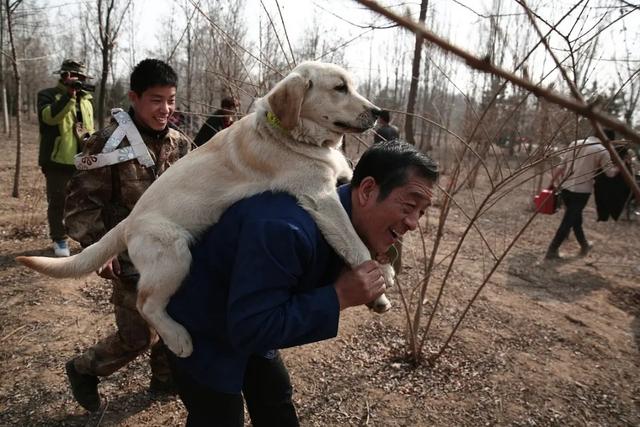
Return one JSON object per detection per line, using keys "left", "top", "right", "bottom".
{"left": 352, "top": 170, "right": 433, "bottom": 256}
{"left": 128, "top": 85, "right": 176, "bottom": 131}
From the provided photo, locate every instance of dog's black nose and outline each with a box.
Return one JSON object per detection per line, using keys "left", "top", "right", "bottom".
{"left": 371, "top": 107, "right": 383, "bottom": 117}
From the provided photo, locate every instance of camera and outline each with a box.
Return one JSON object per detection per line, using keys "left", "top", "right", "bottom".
{"left": 61, "top": 72, "right": 95, "bottom": 92}
{"left": 68, "top": 80, "right": 96, "bottom": 92}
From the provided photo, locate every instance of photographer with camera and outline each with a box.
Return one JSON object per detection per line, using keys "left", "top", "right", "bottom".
{"left": 37, "top": 59, "right": 95, "bottom": 257}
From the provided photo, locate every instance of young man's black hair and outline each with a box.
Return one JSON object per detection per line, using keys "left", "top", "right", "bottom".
{"left": 130, "top": 59, "right": 178, "bottom": 95}
{"left": 221, "top": 97, "right": 237, "bottom": 110}
{"left": 352, "top": 140, "right": 439, "bottom": 200}
{"left": 378, "top": 110, "right": 391, "bottom": 123}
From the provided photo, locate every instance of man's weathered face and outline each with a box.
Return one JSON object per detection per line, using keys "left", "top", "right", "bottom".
{"left": 129, "top": 85, "right": 176, "bottom": 131}
{"left": 353, "top": 170, "right": 433, "bottom": 256}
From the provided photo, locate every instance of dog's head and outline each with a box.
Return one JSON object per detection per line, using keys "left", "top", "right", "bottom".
{"left": 262, "top": 62, "right": 381, "bottom": 148}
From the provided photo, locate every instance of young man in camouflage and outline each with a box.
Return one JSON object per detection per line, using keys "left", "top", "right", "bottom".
{"left": 62, "top": 59, "right": 191, "bottom": 412}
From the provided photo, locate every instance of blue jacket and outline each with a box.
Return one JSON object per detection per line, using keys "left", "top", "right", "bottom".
{"left": 167, "top": 186, "right": 352, "bottom": 393}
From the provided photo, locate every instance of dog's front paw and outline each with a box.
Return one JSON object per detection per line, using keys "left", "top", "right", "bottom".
{"left": 381, "top": 263, "right": 395, "bottom": 288}
{"left": 369, "top": 294, "right": 392, "bottom": 313}
{"left": 164, "top": 326, "right": 193, "bottom": 358}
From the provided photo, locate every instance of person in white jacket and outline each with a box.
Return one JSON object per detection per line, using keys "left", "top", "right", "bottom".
{"left": 545, "top": 130, "right": 619, "bottom": 260}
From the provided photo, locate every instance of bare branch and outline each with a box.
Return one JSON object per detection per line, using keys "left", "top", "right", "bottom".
{"left": 274, "top": 0, "right": 296, "bottom": 67}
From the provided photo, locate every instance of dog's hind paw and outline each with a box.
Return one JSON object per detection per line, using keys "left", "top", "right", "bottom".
{"left": 164, "top": 327, "right": 193, "bottom": 358}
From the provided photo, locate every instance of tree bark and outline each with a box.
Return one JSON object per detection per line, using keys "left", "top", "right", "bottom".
{"left": 6, "top": 0, "right": 23, "bottom": 197}
{"left": 404, "top": 0, "right": 428, "bottom": 146}
{"left": 0, "top": 0, "right": 9, "bottom": 135}
{"left": 98, "top": 42, "right": 109, "bottom": 129}
{"left": 95, "top": 0, "right": 131, "bottom": 129}
{"left": 2, "top": 86, "right": 9, "bottom": 136}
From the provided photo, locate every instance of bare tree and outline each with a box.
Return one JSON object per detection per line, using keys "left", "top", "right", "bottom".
{"left": 89, "top": 0, "right": 131, "bottom": 129}
{"left": 404, "top": 0, "right": 428, "bottom": 146}
{"left": 6, "top": 0, "right": 22, "bottom": 197}
{"left": 0, "top": 0, "right": 8, "bottom": 134}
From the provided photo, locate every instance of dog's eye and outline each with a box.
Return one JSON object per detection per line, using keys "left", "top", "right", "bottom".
{"left": 334, "top": 84, "right": 348, "bottom": 93}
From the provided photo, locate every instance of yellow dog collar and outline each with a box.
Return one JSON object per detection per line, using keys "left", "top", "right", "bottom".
{"left": 266, "top": 111, "right": 285, "bottom": 131}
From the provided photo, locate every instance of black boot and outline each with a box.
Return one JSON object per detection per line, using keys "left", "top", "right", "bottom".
{"left": 544, "top": 244, "right": 561, "bottom": 260}
{"left": 579, "top": 241, "right": 593, "bottom": 257}
{"left": 65, "top": 359, "right": 102, "bottom": 412}
{"left": 149, "top": 376, "right": 178, "bottom": 395}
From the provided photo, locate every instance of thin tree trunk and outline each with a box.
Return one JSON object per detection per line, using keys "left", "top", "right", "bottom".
{"left": 2, "top": 86, "right": 9, "bottom": 135}
{"left": 186, "top": 21, "right": 192, "bottom": 128}
{"left": 95, "top": 0, "right": 131, "bottom": 129}
{"left": 6, "top": 0, "right": 23, "bottom": 197}
{"left": 98, "top": 46, "right": 109, "bottom": 129}
{"left": 12, "top": 80, "right": 21, "bottom": 198}
{"left": 405, "top": 0, "right": 428, "bottom": 145}
{"left": 0, "top": 0, "right": 8, "bottom": 135}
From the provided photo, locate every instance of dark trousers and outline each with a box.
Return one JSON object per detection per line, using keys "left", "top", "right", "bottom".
{"left": 548, "top": 189, "right": 591, "bottom": 251}
{"left": 171, "top": 352, "right": 299, "bottom": 427}
{"left": 42, "top": 166, "right": 75, "bottom": 241}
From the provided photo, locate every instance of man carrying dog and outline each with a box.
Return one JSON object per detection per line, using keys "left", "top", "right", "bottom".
{"left": 62, "top": 59, "right": 191, "bottom": 411}
{"left": 37, "top": 59, "right": 95, "bottom": 257}
{"left": 167, "top": 140, "right": 438, "bottom": 426}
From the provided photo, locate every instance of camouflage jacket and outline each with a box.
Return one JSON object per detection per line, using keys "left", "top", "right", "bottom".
{"left": 64, "top": 113, "right": 191, "bottom": 280}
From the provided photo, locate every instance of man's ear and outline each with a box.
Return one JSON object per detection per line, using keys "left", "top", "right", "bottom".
{"left": 267, "top": 72, "right": 309, "bottom": 130}
{"left": 356, "top": 176, "right": 378, "bottom": 206}
{"left": 127, "top": 90, "right": 138, "bottom": 106}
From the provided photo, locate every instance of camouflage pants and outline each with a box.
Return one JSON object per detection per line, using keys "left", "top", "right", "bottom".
{"left": 71, "top": 278, "right": 172, "bottom": 382}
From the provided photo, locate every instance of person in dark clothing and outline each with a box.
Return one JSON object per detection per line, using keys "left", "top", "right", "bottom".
{"left": 167, "top": 141, "right": 439, "bottom": 426}
{"left": 372, "top": 109, "right": 399, "bottom": 144}
{"left": 193, "top": 97, "right": 238, "bottom": 146}
{"left": 594, "top": 144, "right": 632, "bottom": 221}
{"left": 37, "top": 59, "right": 95, "bottom": 257}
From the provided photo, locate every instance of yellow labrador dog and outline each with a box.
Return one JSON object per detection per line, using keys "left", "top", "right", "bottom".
{"left": 17, "top": 62, "right": 393, "bottom": 358}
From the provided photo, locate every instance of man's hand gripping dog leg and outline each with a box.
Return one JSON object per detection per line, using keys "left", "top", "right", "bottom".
{"left": 334, "top": 260, "right": 387, "bottom": 311}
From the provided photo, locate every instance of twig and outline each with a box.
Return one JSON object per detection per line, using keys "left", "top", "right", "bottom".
{"left": 96, "top": 399, "right": 109, "bottom": 426}
{"left": 259, "top": 0, "right": 293, "bottom": 69}
{"left": 166, "top": 1, "right": 200, "bottom": 62}
{"left": 0, "top": 324, "right": 28, "bottom": 342}
{"left": 364, "top": 398, "right": 371, "bottom": 425}
{"left": 394, "top": 273, "right": 417, "bottom": 358}
{"left": 274, "top": 0, "right": 296, "bottom": 67}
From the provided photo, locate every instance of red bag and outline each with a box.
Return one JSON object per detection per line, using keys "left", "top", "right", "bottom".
{"left": 534, "top": 187, "right": 557, "bottom": 214}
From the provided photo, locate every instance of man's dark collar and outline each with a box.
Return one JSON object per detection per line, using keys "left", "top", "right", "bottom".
{"left": 338, "top": 184, "right": 353, "bottom": 218}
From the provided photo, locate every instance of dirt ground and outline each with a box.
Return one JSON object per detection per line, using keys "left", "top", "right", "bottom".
{"left": 1, "top": 122, "right": 639, "bottom": 426}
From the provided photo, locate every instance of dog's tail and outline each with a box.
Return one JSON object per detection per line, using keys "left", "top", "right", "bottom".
{"left": 16, "top": 221, "right": 128, "bottom": 278}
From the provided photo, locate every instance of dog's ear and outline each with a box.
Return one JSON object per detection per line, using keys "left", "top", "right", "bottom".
{"left": 267, "top": 72, "right": 309, "bottom": 130}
